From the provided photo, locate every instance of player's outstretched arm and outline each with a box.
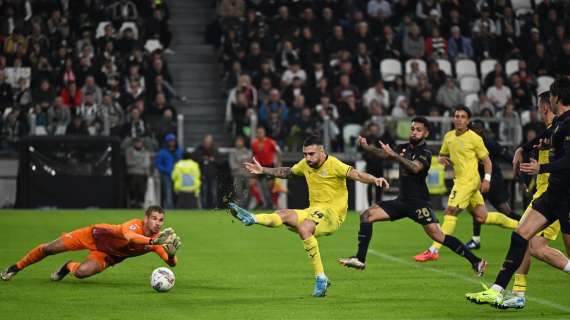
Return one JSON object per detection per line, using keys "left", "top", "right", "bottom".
{"left": 356, "top": 136, "right": 389, "bottom": 159}
{"left": 379, "top": 141, "right": 424, "bottom": 174}
{"left": 480, "top": 156, "right": 492, "bottom": 193}
{"left": 347, "top": 168, "right": 390, "bottom": 189}
{"left": 244, "top": 157, "right": 295, "bottom": 179}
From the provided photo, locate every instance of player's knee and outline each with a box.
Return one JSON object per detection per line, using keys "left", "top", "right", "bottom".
{"left": 474, "top": 214, "right": 486, "bottom": 224}
{"left": 42, "top": 243, "right": 56, "bottom": 256}
{"left": 74, "top": 265, "right": 96, "bottom": 279}
{"left": 298, "top": 221, "right": 315, "bottom": 238}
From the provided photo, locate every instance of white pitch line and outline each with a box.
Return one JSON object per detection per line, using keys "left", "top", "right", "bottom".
{"left": 368, "top": 249, "right": 570, "bottom": 313}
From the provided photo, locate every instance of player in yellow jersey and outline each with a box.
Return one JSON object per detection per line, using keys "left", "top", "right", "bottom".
{"left": 226, "top": 135, "right": 389, "bottom": 297}
{"left": 414, "top": 106, "right": 518, "bottom": 262}
{"left": 498, "top": 91, "right": 570, "bottom": 309}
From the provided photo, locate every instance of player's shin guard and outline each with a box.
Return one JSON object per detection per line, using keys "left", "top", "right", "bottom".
{"left": 513, "top": 274, "right": 527, "bottom": 293}
{"left": 431, "top": 215, "right": 457, "bottom": 251}
{"left": 485, "top": 212, "right": 518, "bottom": 229}
{"left": 442, "top": 235, "right": 480, "bottom": 265}
{"left": 16, "top": 244, "right": 47, "bottom": 270}
{"left": 495, "top": 232, "right": 528, "bottom": 289}
{"left": 356, "top": 222, "right": 372, "bottom": 262}
{"left": 303, "top": 236, "right": 324, "bottom": 276}
{"left": 254, "top": 213, "right": 283, "bottom": 227}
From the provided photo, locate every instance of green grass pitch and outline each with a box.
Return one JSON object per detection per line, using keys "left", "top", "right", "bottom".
{"left": 0, "top": 210, "right": 568, "bottom": 319}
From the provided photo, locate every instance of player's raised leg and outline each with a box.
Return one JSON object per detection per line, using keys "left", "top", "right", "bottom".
{"left": 423, "top": 223, "right": 487, "bottom": 276}
{"left": 1, "top": 237, "right": 68, "bottom": 281}
{"left": 338, "top": 204, "right": 390, "bottom": 270}
{"left": 415, "top": 206, "right": 460, "bottom": 262}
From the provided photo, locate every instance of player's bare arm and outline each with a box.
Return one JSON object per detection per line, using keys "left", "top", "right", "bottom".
{"left": 438, "top": 154, "right": 451, "bottom": 166}
{"left": 480, "top": 156, "right": 492, "bottom": 193}
{"left": 356, "top": 136, "right": 389, "bottom": 159}
{"left": 244, "top": 157, "right": 295, "bottom": 179}
{"left": 379, "top": 141, "right": 424, "bottom": 174}
{"left": 347, "top": 168, "right": 390, "bottom": 189}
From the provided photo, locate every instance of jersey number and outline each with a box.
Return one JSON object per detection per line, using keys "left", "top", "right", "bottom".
{"left": 416, "top": 208, "right": 432, "bottom": 222}
{"left": 450, "top": 190, "right": 457, "bottom": 200}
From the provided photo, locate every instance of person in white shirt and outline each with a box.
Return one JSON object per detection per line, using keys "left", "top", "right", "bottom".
{"left": 486, "top": 76, "right": 511, "bottom": 111}
{"left": 364, "top": 80, "right": 390, "bottom": 110}
{"left": 367, "top": 0, "right": 392, "bottom": 19}
{"left": 281, "top": 61, "right": 307, "bottom": 86}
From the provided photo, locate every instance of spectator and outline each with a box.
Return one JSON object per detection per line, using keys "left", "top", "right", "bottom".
{"left": 405, "top": 60, "right": 426, "bottom": 88}
{"left": 360, "top": 122, "right": 394, "bottom": 204}
{"left": 172, "top": 151, "right": 202, "bottom": 209}
{"left": 367, "top": 0, "right": 392, "bottom": 19}
{"left": 363, "top": 80, "right": 390, "bottom": 110}
{"left": 1, "top": 109, "right": 28, "bottom": 150}
{"left": 48, "top": 96, "right": 71, "bottom": 134}
{"left": 427, "top": 61, "right": 447, "bottom": 90}
{"left": 391, "top": 96, "right": 409, "bottom": 117}
{"left": 228, "top": 136, "right": 252, "bottom": 207}
{"left": 155, "top": 133, "right": 182, "bottom": 209}
{"left": 436, "top": 78, "right": 462, "bottom": 111}
{"left": 388, "top": 76, "right": 409, "bottom": 106}
{"left": 472, "top": 6, "right": 497, "bottom": 36}
{"left": 193, "top": 134, "right": 221, "bottom": 209}
{"left": 81, "top": 75, "right": 102, "bottom": 105}
{"left": 32, "top": 79, "right": 56, "bottom": 107}
{"left": 402, "top": 24, "right": 425, "bottom": 59}
{"left": 226, "top": 74, "right": 258, "bottom": 123}
{"left": 109, "top": 0, "right": 138, "bottom": 23}
{"left": 316, "top": 95, "right": 340, "bottom": 147}
{"left": 289, "top": 107, "right": 317, "bottom": 150}
{"left": 486, "top": 76, "right": 512, "bottom": 111}
{"left": 59, "top": 81, "right": 83, "bottom": 113}
{"left": 77, "top": 93, "right": 101, "bottom": 135}
{"left": 98, "top": 92, "right": 124, "bottom": 135}
{"left": 126, "top": 137, "right": 151, "bottom": 208}
{"left": 528, "top": 43, "right": 552, "bottom": 76}
{"left": 338, "top": 93, "right": 368, "bottom": 127}
{"left": 509, "top": 73, "right": 534, "bottom": 112}
{"left": 447, "top": 26, "right": 473, "bottom": 61}
{"left": 65, "top": 115, "right": 89, "bottom": 136}
{"left": 483, "top": 63, "right": 507, "bottom": 90}
{"left": 251, "top": 126, "right": 280, "bottom": 209}
{"left": 281, "top": 60, "right": 307, "bottom": 86}
{"left": 497, "top": 101, "right": 522, "bottom": 143}
{"left": 416, "top": 0, "right": 441, "bottom": 21}
{"left": 425, "top": 28, "right": 447, "bottom": 59}
{"left": 413, "top": 88, "right": 437, "bottom": 116}
{"left": 378, "top": 25, "right": 402, "bottom": 59}
{"left": 334, "top": 74, "right": 361, "bottom": 102}
{"left": 0, "top": 71, "right": 14, "bottom": 111}
{"left": 122, "top": 106, "right": 150, "bottom": 140}
{"left": 13, "top": 77, "right": 32, "bottom": 109}
{"left": 469, "top": 92, "right": 495, "bottom": 116}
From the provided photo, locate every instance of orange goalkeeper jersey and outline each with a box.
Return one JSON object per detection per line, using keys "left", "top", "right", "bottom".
{"left": 90, "top": 219, "right": 176, "bottom": 265}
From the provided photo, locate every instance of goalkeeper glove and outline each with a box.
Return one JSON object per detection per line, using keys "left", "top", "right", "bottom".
{"left": 150, "top": 227, "right": 175, "bottom": 245}
{"left": 163, "top": 234, "right": 181, "bottom": 257}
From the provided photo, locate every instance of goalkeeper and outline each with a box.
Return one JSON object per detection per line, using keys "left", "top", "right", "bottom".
{"left": 1, "top": 205, "right": 181, "bottom": 281}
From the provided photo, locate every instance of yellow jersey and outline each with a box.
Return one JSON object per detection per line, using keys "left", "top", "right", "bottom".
{"left": 291, "top": 155, "right": 352, "bottom": 222}
{"left": 440, "top": 129, "right": 489, "bottom": 184}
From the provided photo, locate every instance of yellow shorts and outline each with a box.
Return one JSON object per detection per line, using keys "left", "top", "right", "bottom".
{"left": 447, "top": 183, "right": 485, "bottom": 209}
{"left": 522, "top": 204, "right": 561, "bottom": 241}
{"left": 293, "top": 207, "right": 343, "bottom": 238}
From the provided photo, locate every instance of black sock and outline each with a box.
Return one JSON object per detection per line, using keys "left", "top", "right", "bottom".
{"left": 356, "top": 222, "right": 373, "bottom": 262}
{"left": 443, "top": 235, "right": 480, "bottom": 265}
{"left": 495, "top": 232, "right": 528, "bottom": 289}
{"left": 506, "top": 210, "right": 521, "bottom": 221}
{"left": 472, "top": 220, "right": 481, "bottom": 238}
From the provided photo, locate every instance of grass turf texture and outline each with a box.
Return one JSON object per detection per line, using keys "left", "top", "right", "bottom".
{"left": 0, "top": 210, "right": 569, "bottom": 320}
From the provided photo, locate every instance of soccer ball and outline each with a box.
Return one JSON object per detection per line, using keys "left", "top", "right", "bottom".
{"left": 150, "top": 267, "right": 175, "bottom": 292}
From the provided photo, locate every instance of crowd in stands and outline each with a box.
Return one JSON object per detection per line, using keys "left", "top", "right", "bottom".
{"left": 217, "top": 0, "right": 562, "bottom": 152}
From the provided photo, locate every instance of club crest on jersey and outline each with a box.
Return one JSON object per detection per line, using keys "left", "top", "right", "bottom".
{"left": 129, "top": 224, "right": 138, "bottom": 231}
{"left": 319, "top": 170, "right": 328, "bottom": 177}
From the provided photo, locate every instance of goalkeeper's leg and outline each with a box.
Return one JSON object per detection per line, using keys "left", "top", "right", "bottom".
{"left": 2, "top": 237, "right": 69, "bottom": 280}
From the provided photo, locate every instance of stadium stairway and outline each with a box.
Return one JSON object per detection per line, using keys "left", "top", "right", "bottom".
{"left": 169, "top": 0, "right": 230, "bottom": 148}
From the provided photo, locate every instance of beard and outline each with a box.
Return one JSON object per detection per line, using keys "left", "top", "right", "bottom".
{"left": 409, "top": 137, "right": 422, "bottom": 146}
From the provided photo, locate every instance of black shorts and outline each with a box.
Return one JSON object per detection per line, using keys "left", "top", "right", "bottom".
{"left": 380, "top": 199, "right": 438, "bottom": 225}
{"left": 485, "top": 181, "right": 509, "bottom": 208}
{"left": 531, "top": 190, "right": 570, "bottom": 234}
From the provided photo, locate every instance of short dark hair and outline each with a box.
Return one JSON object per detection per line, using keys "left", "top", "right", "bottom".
{"left": 550, "top": 77, "right": 570, "bottom": 105}
{"left": 303, "top": 134, "right": 323, "bottom": 147}
{"left": 145, "top": 205, "right": 165, "bottom": 216}
{"left": 411, "top": 116, "right": 430, "bottom": 131}
{"left": 538, "top": 91, "right": 551, "bottom": 108}
{"left": 182, "top": 151, "right": 192, "bottom": 160}
{"left": 454, "top": 105, "right": 472, "bottom": 118}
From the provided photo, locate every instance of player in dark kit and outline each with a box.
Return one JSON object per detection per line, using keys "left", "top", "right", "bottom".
{"left": 338, "top": 117, "right": 487, "bottom": 275}
{"left": 465, "top": 120, "right": 520, "bottom": 250}
{"left": 466, "top": 77, "right": 570, "bottom": 306}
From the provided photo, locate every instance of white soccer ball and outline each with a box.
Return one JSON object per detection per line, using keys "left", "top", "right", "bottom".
{"left": 150, "top": 267, "right": 175, "bottom": 292}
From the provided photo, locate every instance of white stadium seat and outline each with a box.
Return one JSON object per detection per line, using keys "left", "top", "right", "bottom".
{"left": 455, "top": 59, "right": 477, "bottom": 80}
{"left": 343, "top": 124, "right": 363, "bottom": 151}
{"left": 480, "top": 59, "right": 498, "bottom": 82}
{"left": 464, "top": 93, "right": 479, "bottom": 108}
{"left": 380, "top": 59, "right": 402, "bottom": 81}
{"left": 460, "top": 76, "right": 481, "bottom": 94}
{"left": 405, "top": 59, "right": 427, "bottom": 74}
{"left": 505, "top": 59, "right": 520, "bottom": 76}
{"left": 537, "top": 76, "right": 555, "bottom": 94}
{"left": 436, "top": 59, "right": 452, "bottom": 76}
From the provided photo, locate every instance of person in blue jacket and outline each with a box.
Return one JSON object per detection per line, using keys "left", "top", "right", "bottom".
{"left": 155, "top": 133, "right": 183, "bottom": 209}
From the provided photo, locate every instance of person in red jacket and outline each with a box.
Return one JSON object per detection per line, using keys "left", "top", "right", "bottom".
{"left": 251, "top": 126, "right": 281, "bottom": 209}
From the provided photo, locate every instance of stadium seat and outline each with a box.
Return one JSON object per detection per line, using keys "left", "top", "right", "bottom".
{"left": 343, "top": 124, "right": 363, "bottom": 151}
{"left": 505, "top": 59, "right": 520, "bottom": 76}
{"left": 537, "top": 76, "right": 554, "bottom": 94}
{"left": 455, "top": 59, "right": 477, "bottom": 80}
{"left": 120, "top": 22, "right": 139, "bottom": 39}
{"left": 480, "top": 59, "right": 498, "bottom": 81}
{"left": 35, "top": 126, "right": 48, "bottom": 136}
{"left": 460, "top": 76, "right": 481, "bottom": 94}
{"left": 405, "top": 59, "right": 427, "bottom": 74}
{"left": 55, "top": 125, "right": 67, "bottom": 135}
{"left": 380, "top": 59, "right": 402, "bottom": 82}
{"left": 435, "top": 59, "right": 453, "bottom": 76}
{"left": 464, "top": 93, "right": 479, "bottom": 108}
{"left": 511, "top": 0, "right": 532, "bottom": 11}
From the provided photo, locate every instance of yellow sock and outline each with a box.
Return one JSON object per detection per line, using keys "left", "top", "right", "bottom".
{"left": 254, "top": 213, "right": 283, "bottom": 227}
{"left": 485, "top": 211, "right": 518, "bottom": 229}
{"left": 513, "top": 274, "right": 527, "bottom": 293}
{"left": 303, "top": 236, "right": 324, "bottom": 276}
{"left": 431, "top": 215, "right": 458, "bottom": 251}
